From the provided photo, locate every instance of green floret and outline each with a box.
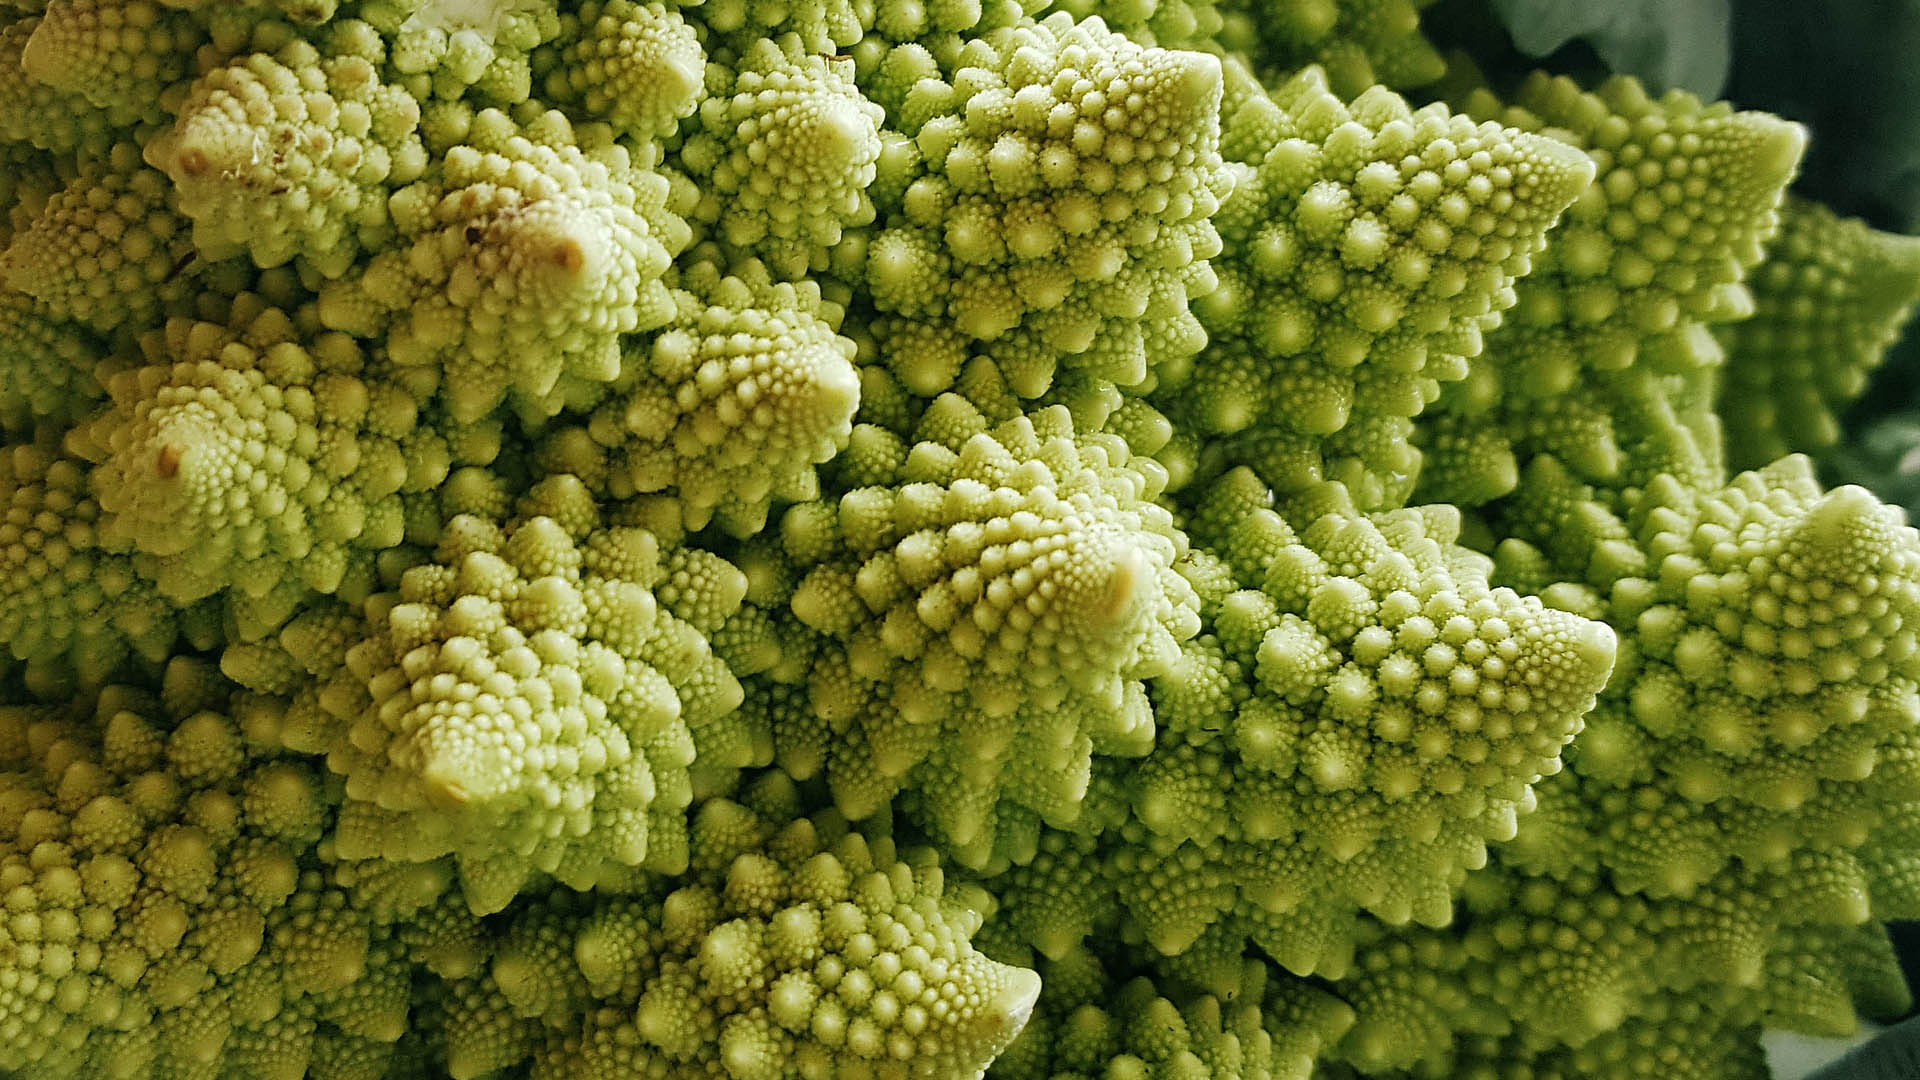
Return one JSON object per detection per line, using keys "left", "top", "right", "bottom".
{"left": 1039, "top": 0, "right": 1224, "bottom": 51}
{"left": 18, "top": 0, "right": 202, "bottom": 133}
{"left": 0, "top": 15, "right": 150, "bottom": 155}
{"left": 1497, "top": 456, "right": 1920, "bottom": 900}
{"left": 1193, "top": 470, "right": 1612, "bottom": 895}
{"left": 760, "top": 400, "right": 1198, "bottom": 865}
{"left": 1718, "top": 196, "right": 1920, "bottom": 470}
{"left": 422, "top": 774, "right": 1040, "bottom": 1080}
{"left": 358, "top": 0, "right": 562, "bottom": 105}
{"left": 1, "top": 0, "right": 1918, "bottom": 1074}
{"left": 1331, "top": 849, "right": 1913, "bottom": 1078}
{"left": 143, "top": 32, "right": 429, "bottom": 279}
{"left": 221, "top": 488, "right": 757, "bottom": 914}
{"left": 1418, "top": 74, "right": 1808, "bottom": 505}
{"left": 981, "top": 944, "right": 1354, "bottom": 1080}
{"left": 1862, "top": 804, "right": 1920, "bottom": 921}
{"left": 682, "top": 36, "right": 886, "bottom": 278}
{"left": 692, "top": 0, "right": 864, "bottom": 56}
{"left": 76, "top": 300, "right": 498, "bottom": 635}
{"left": 1168, "top": 63, "right": 1591, "bottom": 509}
{"left": 315, "top": 105, "right": 692, "bottom": 423}
{"left": 1216, "top": 0, "right": 1445, "bottom": 98}
{"left": 1335, "top": 454, "right": 1920, "bottom": 1076}
{"left": 860, "top": 12, "right": 1231, "bottom": 399}
{"left": 0, "top": 145, "right": 199, "bottom": 333}
{"left": 1759, "top": 921, "right": 1914, "bottom": 1036}
{"left": 985, "top": 470, "right": 1613, "bottom": 989}
{"left": 544, "top": 0, "right": 706, "bottom": 141}
{"left": 0, "top": 439, "right": 218, "bottom": 687}
{"left": 0, "top": 290, "right": 103, "bottom": 435}
{"left": 0, "top": 142, "right": 62, "bottom": 248}
{"left": 0, "top": 661, "right": 413, "bottom": 1080}
{"left": 1421, "top": 992, "right": 1772, "bottom": 1080}
{"left": 1329, "top": 865, "right": 1738, "bottom": 1072}
{"left": 541, "top": 247, "right": 863, "bottom": 536}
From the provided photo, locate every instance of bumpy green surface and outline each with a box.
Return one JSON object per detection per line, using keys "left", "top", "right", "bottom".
{"left": 541, "top": 247, "right": 864, "bottom": 535}
{"left": 861, "top": 11, "right": 1232, "bottom": 401}
{"left": 0, "top": 1, "right": 1917, "bottom": 1079}
{"left": 144, "top": 32, "right": 429, "bottom": 278}
{"left": 981, "top": 942, "right": 1354, "bottom": 1079}
{"left": 431, "top": 775, "right": 1041, "bottom": 1079}
{"left": 983, "top": 469, "right": 1616, "bottom": 995}
{"left": 760, "top": 401, "right": 1199, "bottom": 866}
{"left": 1718, "top": 196, "right": 1920, "bottom": 469}
{"left": 222, "top": 493, "right": 757, "bottom": 914}
{"left": 75, "top": 300, "right": 500, "bottom": 635}
{"left": 314, "top": 106, "right": 691, "bottom": 423}
{"left": 1172, "top": 62, "right": 1592, "bottom": 509}
{"left": 1418, "top": 74, "right": 1809, "bottom": 505}
{"left": 0, "top": 662, "right": 423, "bottom": 1079}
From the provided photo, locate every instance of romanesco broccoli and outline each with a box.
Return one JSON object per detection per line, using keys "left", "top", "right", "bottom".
{"left": 0, "top": 1, "right": 1915, "bottom": 1078}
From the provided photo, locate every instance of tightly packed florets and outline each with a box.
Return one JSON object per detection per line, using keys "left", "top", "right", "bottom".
{"left": 0, "top": 662, "right": 415, "bottom": 1080}
{"left": 761, "top": 401, "right": 1199, "bottom": 864}
{"left": 220, "top": 490, "right": 758, "bottom": 914}
{"left": 145, "top": 35, "right": 429, "bottom": 277}
{"left": 2, "top": 1, "right": 1919, "bottom": 1078}
{"left": 1174, "top": 63, "right": 1592, "bottom": 509}
{"left": 430, "top": 776, "right": 1041, "bottom": 1079}
{"left": 862, "top": 12, "right": 1233, "bottom": 399}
